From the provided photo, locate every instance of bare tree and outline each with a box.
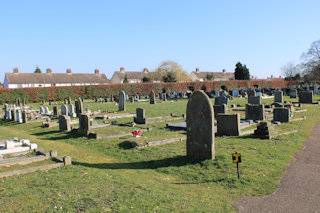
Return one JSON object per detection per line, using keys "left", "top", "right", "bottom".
{"left": 281, "top": 62, "right": 298, "bottom": 79}
{"left": 301, "top": 39, "right": 320, "bottom": 81}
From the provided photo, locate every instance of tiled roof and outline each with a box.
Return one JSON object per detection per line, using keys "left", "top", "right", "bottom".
{"left": 5, "top": 73, "right": 110, "bottom": 84}
{"left": 192, "top": 71, "right": 235, "bottom": 80}
{"left": 113, "top": 71, "right": 150, "bottom": 80}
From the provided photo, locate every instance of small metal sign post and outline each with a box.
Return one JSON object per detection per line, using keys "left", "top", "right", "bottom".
{"left": 232, "top": 152, "right": 241, "bottom": 179}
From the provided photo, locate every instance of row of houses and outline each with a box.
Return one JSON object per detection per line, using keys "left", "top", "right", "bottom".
{"left": 4, "top": 67, "right": 264, "bottom": 88}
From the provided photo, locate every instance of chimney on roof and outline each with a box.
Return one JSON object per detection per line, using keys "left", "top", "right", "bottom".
{"left": 46, "top": 68, "right": 52, "bottom": 74}
{"left": 222, "top": 69, "right": 226, "bottom": 73}
{"left": 279, "top": 75, "right": 281, "bottom": 78}
{"left": 94, "top": 69, "right": 99, "bottom": 74}
{"left": 143, "top": 68, "right": 149, "bottom": 73}
{"left": 13, "top": 68, "right": 19, "bottom": 73}
{"left": 271, "top": 75, "right": 273, "bottom": 79}
{"left": 120, "top": 67, "right": 125, "bottom": 73}
{"left": 196, "top": 68, "right": 199, "bottom": 73}
{"left": 66, "top": 68, "right": 72, "bottom": 74}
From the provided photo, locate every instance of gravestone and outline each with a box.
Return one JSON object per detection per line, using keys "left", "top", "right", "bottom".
{"left": 214, "top": 96, "right": 228, "bottom": 106}
{"left": 230, "top": 90, "right": 239, "bottom": 97}
{"left": 273, "top": 107, "right": 290, "bottom": 123}
{"left": 16, "top": 109, "right": 22, "bottom": 123}
{"left": 134, "top": 108, "right": 146, "bottom": 124}
{"left": 78, "top": 114, "right": 90, "bottom": 136}
{"left": 44, "top": 107, "right": 50, "bottom": 115}
{"left": 216, "top": 114, "right": 240, "bottom": 136}
{"left": 7, "top": 108, "right": 12, "bottom": 120}
{"left": 53, "top": 106, "right": 59, "bottom": 117}
{"left": 130, "top": 97, "right": 134, "bottom": 103}
{"left": 39, "top": 106, "right": 44, "bottom": 115}
{"left": 247, "top": 89, "right": 256, "bottom": 97}
{"left": 186, "top": 90, "right": 215, "bottom": 160}
{"left": 248, "top": 96, "right": 261, "bottom": 105}
{"left": 119, "top": 90, "right": 126, "bottom": 111}
{"left": 59, "top": 115, "right": 71, "bottom": 131}
{"left": 110, "top": 95, "right": 114, "bottom": 102}
{"left": 274, "top": 91, "right": 283, "bottom": 104}
{"left": 22, "top": 111, "right": 27, "bottom": 123}
{"left": 254, "top": 122, "right": 276, "bottom": 139}
{"left": 289, "top": 89, "right": 297, "bottom": 98}
{"left": 245, "top": 104, "right": 265, "bottom": 120}
{"left": 213, "top": 104, "right": 227, "bottom": 117}
{"left": 12, "top": 105, "right": 16, "bottom": 121}
{"left": 75, "top": 99, "right": 83, "bottom": 117}
{"left": 61, "top": 104, "right": 68, "bottom": 116}
{"left": 68, "top": 97, "right": 72, "bottom": 104}
{"left": 150, "top": 90, "right": 156, "bottom": 104}
{"left": 299, "top": 91, "right": 313, "bottom": 103}
{"left": 4, "top": 103, "right": 9, "bottom": 119}
{"left": 69, "top": 104, "right": 76, "bottom": 117}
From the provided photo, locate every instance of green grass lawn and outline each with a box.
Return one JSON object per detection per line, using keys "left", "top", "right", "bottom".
{"left": 0, "top": 95, "right": 319, "bottom": 212}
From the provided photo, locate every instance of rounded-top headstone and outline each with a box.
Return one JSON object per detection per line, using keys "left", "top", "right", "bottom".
{"left": 186, "top": 90, "right": 215, "bottom": 160}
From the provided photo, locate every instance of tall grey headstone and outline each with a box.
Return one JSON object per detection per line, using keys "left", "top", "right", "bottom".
{"left": 150, "top": 90, "right": 156, "bottom": 104}
{"left": 61, "top": 104, "right": 68, "bottom": 116}
{"left": 53, "top": 106, "right": 58, "bottom": 117}
{"left": 59, "top": 115, "right": 71, "bottom": 131}
{"left": 69, "top": 104, "right": 76, "bottom": 117}
{"left": 162, "top": 93, "right": 167, "bottom": 101}
{"left": 75, "top": 98, "right": 83, "bottom": 117}
{"left": 77, "top": 114, "right": 90, "bottom": 136}
{"left": 186, "top": 90, "right": 215, "bottom": 160}
{"left": 39, "top": 106, "right": 44, "bottom": 115}
{"left": 16, "top": 109, "right": 22, "bottom": 123}
{"left": 119, "top": 90, "right": 126, "bottom": 111}
{"left": 22, "top": 111, "right": 27, "bottom": 123}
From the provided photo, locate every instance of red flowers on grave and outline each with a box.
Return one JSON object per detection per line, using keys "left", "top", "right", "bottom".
{"left": 132, "top": 130, "right": 142, "bottom": 137}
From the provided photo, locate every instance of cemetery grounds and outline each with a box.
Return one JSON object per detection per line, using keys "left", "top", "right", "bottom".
{"left": 0, "top": 95, "right": 320, "bottom": 212}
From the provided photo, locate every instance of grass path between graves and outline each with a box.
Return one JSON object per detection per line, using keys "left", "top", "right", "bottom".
{"left": 0, "top": 124, "right": 236, "bottom": 212}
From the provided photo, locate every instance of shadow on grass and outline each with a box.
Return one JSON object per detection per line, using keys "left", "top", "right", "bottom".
{"left": 73, "top": 155, "right": 203, "bottom": 170}
{"left": 31, "top": 129, "right": 83, "bottom": 140}
{"left": 32, "top": 130, "right": 61, "bottom": 136}
{"left": 0, "top": 119, "right": 20, "bottom": 126}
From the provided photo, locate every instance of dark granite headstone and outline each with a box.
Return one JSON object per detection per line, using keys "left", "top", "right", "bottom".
{"left": 186, "top": 90, "right": 215, "bottom": 160}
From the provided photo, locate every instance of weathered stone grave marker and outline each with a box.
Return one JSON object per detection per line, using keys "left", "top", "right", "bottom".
{"left": 217, "top": 114, "right": 240, "bottom": 136}
{"left": 61, "top": 104, "right": 68, "bottom": 116}
{"left": 273, "top": 107, "right": 290, "bottom": 123}
{"left": 245, "top": 104, "right": 265, "bottom": 121}
{"left": 150, "top": 90, "right": 156, "bottom": 104}
{"left": 119, "top": 90, "right": 126, "bottom": 111}
{"left": 274, "top": 91, "right": 283, "bottom": 104}
{"left": 59, "top": 115, "right": 71, "bottom": 131}
{"left": 299, "top": 91, "right": 313, "bottom": 103}
{"left": 134, "top": 108, "right": 146, "bottom": 124}
{"left": 186, "top": 90, "right": 215, "bottom": 160}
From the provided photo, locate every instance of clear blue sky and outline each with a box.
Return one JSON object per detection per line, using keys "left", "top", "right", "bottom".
{"left": 1, "top": 0, "right": 320, "bottom": 82}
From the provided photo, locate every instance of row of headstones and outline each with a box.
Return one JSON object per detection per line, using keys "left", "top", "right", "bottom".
{"left": 4, "top": 104, "right": 27, "bottom": 123}
{"left": 186, "top": 90, "right": 296, "bottom": 160}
